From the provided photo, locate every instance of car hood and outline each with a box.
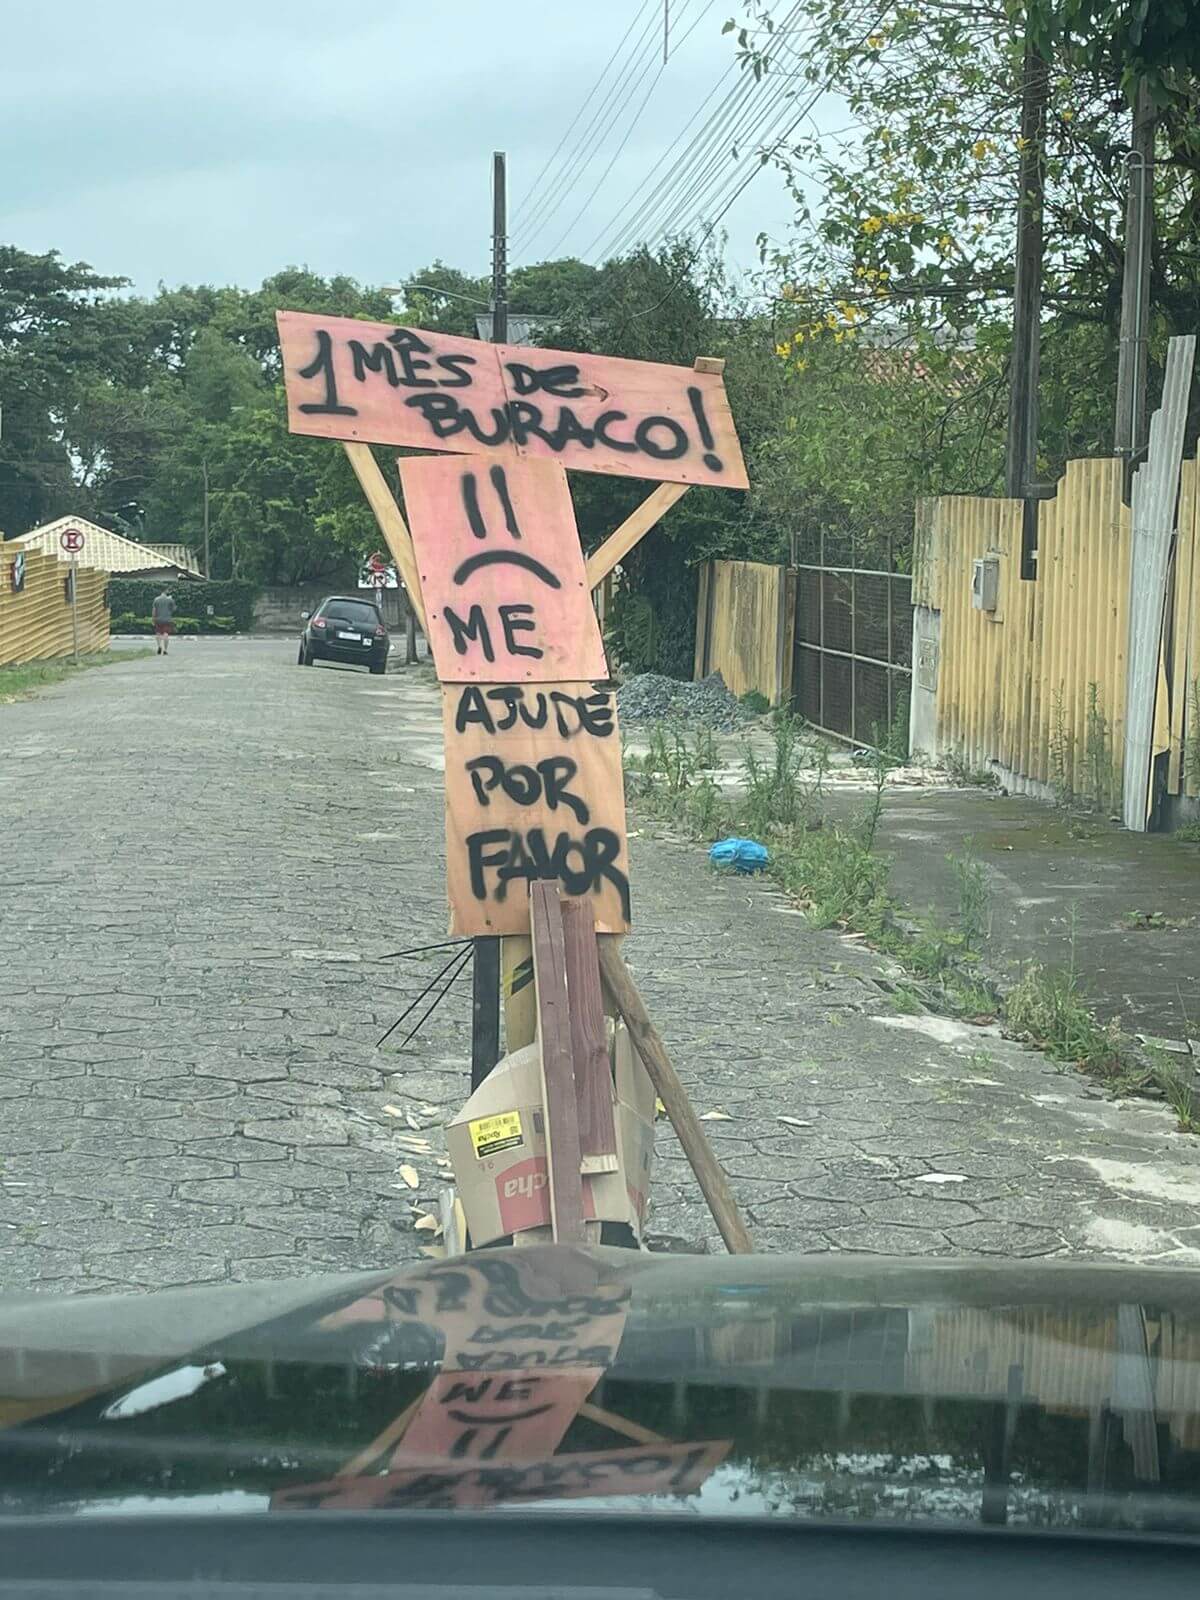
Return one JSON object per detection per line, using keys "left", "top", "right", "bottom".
{"left": 3, "top": 1249, "right": 1200, "bottom": 1529}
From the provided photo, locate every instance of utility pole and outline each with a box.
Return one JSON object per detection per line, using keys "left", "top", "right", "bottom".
{"left": 663, "top": 0, "right": 669, "bottom": 63}
{"left": 202, "top": 456, "right": 211, "bottom": 578}
{"left": 1004, "top": 40, "right": 1049, "bottom": 498}
{"left": 1115, "top": 80, "right": 1156, "bottom": 464}
{"left": 471, "top": 151, "right": 508, "bottom": 1089}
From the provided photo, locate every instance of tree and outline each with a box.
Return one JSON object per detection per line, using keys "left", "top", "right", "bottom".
{"left": 0, "top": 247, "right": 128, "bottom": 533}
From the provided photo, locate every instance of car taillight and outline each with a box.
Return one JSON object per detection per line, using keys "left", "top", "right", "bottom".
{"left": 374, "top": 625, "right": 386, "bottom": 637}
{"left": 311, "top": 616, "right": 327, "bottom": 628}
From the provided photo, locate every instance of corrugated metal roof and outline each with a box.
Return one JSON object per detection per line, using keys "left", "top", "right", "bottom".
{"left": 1123, "top": 334, "right": 1197, "bottom": 831}
{"left": 12, "top": 517, "right": 176, "bottom": 574}
{"left": 143, "top": 542, "right": 202, "bottom": 575}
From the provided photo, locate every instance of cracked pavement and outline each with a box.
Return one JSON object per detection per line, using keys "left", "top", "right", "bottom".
{"left": 5, "top": 638, "right": 1200, "bottom": 1296}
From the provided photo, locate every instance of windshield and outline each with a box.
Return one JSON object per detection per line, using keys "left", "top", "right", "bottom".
{"left": 5, "top": 0, "right": 1200, "bottom": 1571}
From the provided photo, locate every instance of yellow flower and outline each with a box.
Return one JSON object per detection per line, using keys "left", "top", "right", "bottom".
{"left": 938, "top": 233, "right": 952, "bottom": 252}
{"left": 971, "top": 138, "right": 995, "bottom": 161}
{"left": 1062, "top": 109, "right": 1074, "bottom": 121}
{"left": 867, "top": 33, "right": 885, "bottom": 49}
{"left": 795, "top": 359, "right": 808, "bottom": 372}
{"left": 861, "top": 215, "right": 884, "bottom": 234}
{"left": 775, "top": 341, "right": 792, "bottom": 358}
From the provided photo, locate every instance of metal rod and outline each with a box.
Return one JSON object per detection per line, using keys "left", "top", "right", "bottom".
{"left": 400, "top": 945, "right": 473, "bottom": 1053}
{"left": 377, "top": 945, "right": 471, "bottom": 1047}
{"left": 794, "top": 640, "right": 912, "bottom": 674}
{"left": 791, "top": 562, "right": 912, "bottom": 581}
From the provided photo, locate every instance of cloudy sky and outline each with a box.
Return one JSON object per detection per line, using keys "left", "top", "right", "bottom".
{"left": 1, "top": 0, "right": 807, "bottom": 296}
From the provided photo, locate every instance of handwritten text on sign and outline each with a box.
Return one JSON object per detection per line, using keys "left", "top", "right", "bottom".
{"left": 271, "top": 1440, "right": 731, "bottom": 1512}
{"left": 276, "top": 311, "right": 748, "bottom": 489}
{"left": 442, "top": 682, "right": 630, "bottom": 936}
{"left": 399, "top": 456, "right": 607, "bottom": 683}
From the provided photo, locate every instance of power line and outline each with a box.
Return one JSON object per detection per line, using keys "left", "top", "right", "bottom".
{"left": 594, "top": 1, "right": 807, "bottom": 260}
{"left": 513, "top": 1, "right": 653, "bottom": 224}
{"left": 685, "top": 6, "right": 892, "bottom": 245}
{"left": 514, "top": 1, "right": 661, "bottom": 251}
{"left": 540, "top": 0, "right": 720, "bottom": 260}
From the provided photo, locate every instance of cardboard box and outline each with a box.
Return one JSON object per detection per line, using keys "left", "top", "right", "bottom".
{"left": 446, "top": 1027, "right": 655, "bottom": 1247}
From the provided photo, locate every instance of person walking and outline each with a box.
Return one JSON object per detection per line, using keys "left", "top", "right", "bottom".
{"left": 151, "top": 586, "right": 177, "bottom": 655}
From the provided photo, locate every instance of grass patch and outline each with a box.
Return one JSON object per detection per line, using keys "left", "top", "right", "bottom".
{"left": 1003, "top": 959, "right": 1128, "bottom": 1079}
{"left": 0, "top": 651, "right": 147, "bottom": 703}
{"left": 1174, "top": 822, "right": 1200, "bottom": 845}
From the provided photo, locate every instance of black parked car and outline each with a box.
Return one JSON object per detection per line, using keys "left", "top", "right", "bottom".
{"left": 298, "top": 595, "right": 389, "bottom": 674}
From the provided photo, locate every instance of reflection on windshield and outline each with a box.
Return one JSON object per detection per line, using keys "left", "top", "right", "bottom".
{"left": 2, "top": 1252, "right": 1200, "bottom": 1533}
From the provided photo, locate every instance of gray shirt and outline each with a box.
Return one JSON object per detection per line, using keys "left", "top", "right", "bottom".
{"left": 151, "top": 592, "right": 176, "bottom": 622}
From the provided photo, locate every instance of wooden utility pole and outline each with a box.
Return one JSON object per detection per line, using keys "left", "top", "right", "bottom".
{"left": 470, "top": 151, "right": 508, "bottom": 1089}
{"left": 1115, "top": 80, "right": 1157, "bottom": 463}
{"left": 1004, "top": 40, "right": 1049, "bottom": 498}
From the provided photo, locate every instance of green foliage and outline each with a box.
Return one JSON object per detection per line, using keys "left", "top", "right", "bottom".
{"left": 108, "top": 578, "right": 258, "bottom": 632}
{"left": 1005, "top": 958, "right": 1128, "bottom": 1075}
{"left": 113, "top": 613, "right": 201, "bottom": 635}
{"left": 740, "top": 690, "right": 771, "bottom": 714}
{"left": 1017, "top": 0, "right": 1200, "bottom": 102}
{"left": 0, "top": 651, "right": 148, "bottom": 698}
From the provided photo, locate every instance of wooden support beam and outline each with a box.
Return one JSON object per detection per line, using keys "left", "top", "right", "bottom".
{"left": 342, "top": 441, "right": 428, "bottom": 633}
{"left": 561, "top": 900, "right": 619, "bottom": 1175}
{"left": 586, "top": 481, "right": 689, "bottom": 591}
{"left": 597, "top": 938, "right": 754, "bottom": 1255}
{"left": 578, "top": 1401, "right": 667, "bottom": 1446}
{"left": 531, "top": 883, "right": 586, "bottom": 1242}
{"left": 336, "top": 1396, "right": 421, "bottom": 1477}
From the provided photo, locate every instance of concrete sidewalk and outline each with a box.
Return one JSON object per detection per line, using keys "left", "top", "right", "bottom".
{"left": 841, "top": 788, "right": 1200, "bottom": 1048}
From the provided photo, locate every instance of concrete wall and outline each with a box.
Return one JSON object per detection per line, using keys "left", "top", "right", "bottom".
{"left": 252, "top": 582, "right": 411, "bottom": 634}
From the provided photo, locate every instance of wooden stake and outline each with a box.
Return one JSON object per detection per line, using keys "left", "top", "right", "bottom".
{"left": 597, "top": 938, "right": 754, "bottom": 1255}
{"left": 579, "top": 1401, "right": 667, "bottom": 1445}
{"left": 342, "top": 441, "right": 429, "bottom": 633}
{"left": 561, "top": 899, "right": 619, "bottom": 1175}
{"left": 586, "top": 482, "right": 688, "bottom": 591}
{"left": 336, "top": 1395, "right": 421, "bottom": 1477}
{"left": 531, "top": 883, "right": 586, "bottom": 1242}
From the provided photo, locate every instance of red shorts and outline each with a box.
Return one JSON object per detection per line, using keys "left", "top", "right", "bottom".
{"left": 154, "top": 622, "right": 173, "bottom": 636}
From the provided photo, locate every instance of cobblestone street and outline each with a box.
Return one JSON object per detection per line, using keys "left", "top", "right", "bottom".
{"left": 6, "top": 638, "right": 1200, "bottom": 1296}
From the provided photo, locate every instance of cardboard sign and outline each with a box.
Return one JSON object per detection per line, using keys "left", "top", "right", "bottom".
{"left": 277, "top": 310, "right": 748, "bottom": 489}
{"left": 441, "top": 681, "right": 630, "bottom": 936}
{"left": 399, "top": 456, "right": 607, "bottom": 683}
{"left": 318, "top": 1250, "right": 631, "bottom": 1371}
{"left": 271, "top": 1440, "right": 731, "bottom": 1512}
{"left": 398, "top": 1367, "right": 601, "bottom": 1463}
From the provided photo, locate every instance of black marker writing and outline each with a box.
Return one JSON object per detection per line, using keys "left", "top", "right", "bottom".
{"left": 452, "top": 550, "right": 561, "bottom": 589}
{"left": 466, "top": 756, "right": 588, "bottom": 824}
{"left": 454, "top": 685, "right": 615, "bottom": 739}
{"left": 297, "top": 330, "right": 356, "bottom": 416}
{"left": 403, "top": 393, "right": 707, "bottom": 467}
{"left": 687, "top": 385, "right": 723, "bottom": 472}
{"left": 442, "top": 606, "right": 544, "bottom": 662}
{"left": 467, "top": 827, "right": 631, "bottom": 921}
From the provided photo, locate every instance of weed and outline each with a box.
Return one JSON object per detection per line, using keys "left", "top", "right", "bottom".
{"left": 772, "top": 823, "right": 893, "bottom": 934}
{"left": 1123, "top": 909, "right": 1168, "bottom": 931}
{"left": 1083, "top": 682, "right": 1115, "bottom": 812}
{"left": 1049, "top": 688, "right": 1074, "bottom": 805}
{"left": 693, "top": 724, "right": 719, "bottom": 771}
{"left": 952, "top": 852, "right": 990, "bottom": 949}
{"left": 1004, "top": 959, "right": 1128, "bottom": 1079}
{"left": 890, "top": 985, "right": 927, "bottom": 1015}
{"left": 942, "top": 972, "right": 1000, "bottom": 1020}
{"left": 1187, "top": 679, "right": 1200, "bottom": 794}
{"left": 1174, "top": 822, "right": 1200, "bottom": 845}
{"left": 0, "top": 651, "right": 149, "bottom": 702}
{"left": 687, "top": 772, "right": 723, "bottom": 838}
{"left": 944, "top": 750, "right": 1001, "bottom": 789}
{"left": 1145, "top": 1046, "right": 1200, "bottom": 1135}
{"left": 740, "top": 690, "right": 771, "bottom": 715}
{"left": 741, "top": 714, "right": 812, "bottom": 836}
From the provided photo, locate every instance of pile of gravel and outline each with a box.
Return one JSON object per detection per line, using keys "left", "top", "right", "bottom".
{"left": 616, "top": 671, "right": 754, "bottom": 732}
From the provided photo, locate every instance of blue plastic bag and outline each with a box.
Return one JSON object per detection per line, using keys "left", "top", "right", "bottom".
{"left": 709, "top": 836, "right": 769, "bottom": 874}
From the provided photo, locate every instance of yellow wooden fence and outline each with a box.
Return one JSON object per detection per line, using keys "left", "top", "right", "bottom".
{"left": 694, "top": 558, "right": 794, "bottom": 706}
{"left": 912, "top": 457, "right": 1200, "bottom": 804}
{"left": 0, "top": 543, "right": 110, "bottom": 668}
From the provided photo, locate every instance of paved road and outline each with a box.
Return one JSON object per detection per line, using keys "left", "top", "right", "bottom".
{"left": 5, "top": 639, "right": 1200, "bottom": 1296}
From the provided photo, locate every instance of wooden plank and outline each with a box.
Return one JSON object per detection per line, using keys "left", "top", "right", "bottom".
{"left": 399, "top": 455, "right": 608, "bottom": 683}
{"left": 531, "top": 882, "right": 586, "bottom": 1243}
{"left": 278, "top": 311, "right": 748, "bottom": 489}
{"left": 501, "top": 935, "right": 537, "bottom": 1050}
{"left": 342, "top": 442, "right": 428, "bottom": 633}
{"left": 561, "top": 899, "right": 619, "bottom": 1175}
{"left": 693, "top": 560, "right": 712, "bottom": 681}
{"left": 586, "top": 482, "right": 690, "bottom": 590}
{"left": 578, "top": 1401, "right": 668, "bottom": 1445}
{"left": 597, "top": 938, "right": 754, "bottom": 1256}
{"left": 441, "top": 680, "right": 630, "bottom": 937}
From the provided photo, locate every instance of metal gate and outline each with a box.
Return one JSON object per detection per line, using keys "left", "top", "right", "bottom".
{"left": 790, "top": 529, "right": 914, "bottom": 747}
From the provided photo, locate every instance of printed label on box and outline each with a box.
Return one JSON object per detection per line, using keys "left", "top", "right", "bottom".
{"left": 469, "top": 1109, "right": 525, "bottom": 1158}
